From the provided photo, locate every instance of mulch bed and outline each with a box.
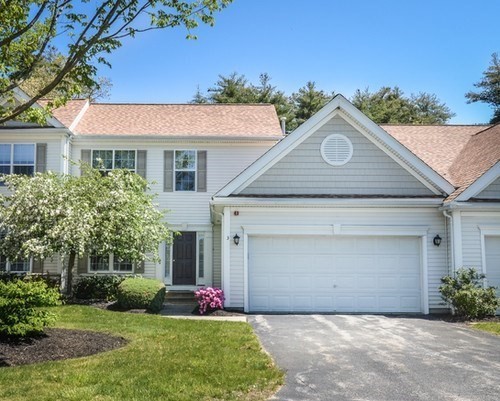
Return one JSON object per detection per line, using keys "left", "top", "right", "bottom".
{"left": 0, "top": 328, "right": 128, "bottom": 367}
{"left": 191, "top": 305, "right": 245, "bottom": 317}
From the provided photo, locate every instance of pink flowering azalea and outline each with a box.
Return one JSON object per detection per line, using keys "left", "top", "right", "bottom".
{"left": 194, "top": 287, "right": 225, "bottom": 315}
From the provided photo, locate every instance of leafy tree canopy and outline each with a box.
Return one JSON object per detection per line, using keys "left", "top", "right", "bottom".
{"left": 351, "top": 86, "right": 455, "bottom": 124}
{"left": 0, "top": 165, "right": 171, "bottom": 293}
{"left": 0, "top": 0, "right": 232, "bottom": 124}
{"left": 466, "top": 52, "right": 500, "bottom": 124}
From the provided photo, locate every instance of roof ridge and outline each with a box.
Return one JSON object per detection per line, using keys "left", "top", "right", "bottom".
{"left": 88, "top": 102, "right": 275, "bottom": 106}
{"left": 380, "top": 123, "right": 491, "bottom": 127}
{"left": 470, "top": 122, "right": 500, "bottom": 136}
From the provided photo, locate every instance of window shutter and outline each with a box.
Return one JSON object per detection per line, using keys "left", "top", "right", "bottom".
{"left": 135, "top": 260, "right": 145, "bottom": 274}
{"left": 77, "top": 255, "right": 88, "bottom": 274}
{"left": 32, "top": 259, "right": 44, "bottom": 273}
{"left": 163, "top": 150, "right": 173, "bottom": 192}
{"left": 36, "top": 143, "right": 47, "bottom": 173}
{"left": 136, "top": 150, "right": 147, "bottom": 179}
{"left": 197, "top": 150, "right": 207, "bottom": 192}
{"left": 80, "top": 149, "right": 91, "bottom": 175}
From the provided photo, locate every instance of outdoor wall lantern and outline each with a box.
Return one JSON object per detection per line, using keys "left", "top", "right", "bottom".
{"left": 433, "top": 234, "right": 442, "bottom": 247}
{"left": 233, "top": 234, "right": 240, "bottom": 246}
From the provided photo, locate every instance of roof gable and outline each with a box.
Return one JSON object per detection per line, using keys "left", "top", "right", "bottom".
{"left": 215, "top": 95, "right": 455, "bottom": 198}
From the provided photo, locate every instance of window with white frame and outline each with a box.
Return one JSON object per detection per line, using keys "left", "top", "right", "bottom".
{"left": 0, "top": 144, "right": 35, "bottom": 179}
{"left": 175, "top": 150, "right": 196, "bottom": 191}
{"left": 92, "top": 150, "right": 136, "bottom": 173}
{"left": 0, "top": 254, "right": 30, "bottom": 273}
{"left": 89, "top": 254, "right": 134, "bottom": 273}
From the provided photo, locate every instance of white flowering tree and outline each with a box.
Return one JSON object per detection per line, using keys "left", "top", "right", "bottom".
{"left": 0, "top": 165, "right": 171, "bottom": 293}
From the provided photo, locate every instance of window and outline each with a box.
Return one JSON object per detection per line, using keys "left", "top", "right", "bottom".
{"left": 175, "top": 150, "right": 196, "bottom": 191}
{"left": 92, "top": 150, "right": 136, "bottom": 173}
{"left": 89, "top": 254, "right": 134, "bottom": 273}
{"left": 0, "top": 144, "right": 35, "bottom": 178}
{"left": 0, "top": 254, "right": 30, "bottom": 273}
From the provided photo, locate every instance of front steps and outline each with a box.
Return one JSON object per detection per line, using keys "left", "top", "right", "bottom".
{"left": 165, "top": 290, "right": 196, "bottom": 304}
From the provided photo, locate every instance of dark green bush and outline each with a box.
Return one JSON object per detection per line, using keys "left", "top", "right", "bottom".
{"left": 73, "top": 274, "right": 139, "bottom": 301}
{"left": 116, "top": 277, "right": 166, "bottom": 313}
{"left": 0, "top": 278, "right": 61, "bottom": 337}
{"left": 440, "top": 268, "right": 499, "bottom": 320}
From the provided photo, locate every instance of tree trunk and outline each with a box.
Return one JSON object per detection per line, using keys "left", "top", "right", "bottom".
{"left": 65, "top": 252, "right": 76, "bottom": 295}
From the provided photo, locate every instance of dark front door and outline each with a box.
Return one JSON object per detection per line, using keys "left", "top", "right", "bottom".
{"left": 172, "top": 231, "right": 196, "bottom": 285}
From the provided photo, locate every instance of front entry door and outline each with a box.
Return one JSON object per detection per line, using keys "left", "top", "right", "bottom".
{"left": 172, "top": 232, "right": 196, "bottom": 285}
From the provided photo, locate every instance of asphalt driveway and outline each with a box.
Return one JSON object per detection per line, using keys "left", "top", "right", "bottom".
{"left": 249, "top": 315, "right": 500, "bottom": 401}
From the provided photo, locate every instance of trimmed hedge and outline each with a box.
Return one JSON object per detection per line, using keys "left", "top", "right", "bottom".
{"left": 0, "top": 278, "right": 61, "bottom": 337}
{"left": 116, "top": 277, "right": 166, "bottom": 313}
{"left": 73, "top": 275, "right": 140, "bottom": 301}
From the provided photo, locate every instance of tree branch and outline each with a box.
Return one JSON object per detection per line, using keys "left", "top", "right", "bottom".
{"left": 0, "top": 1, "right": 49, "bottom": 48}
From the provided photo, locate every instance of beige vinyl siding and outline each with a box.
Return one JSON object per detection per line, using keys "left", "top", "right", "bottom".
{"left": 72, "top": 141, "right": 273, "bottom": 225}
{"left": 461, "top": 213, "right": 500, "bottom": 270}
{"left": 476, "top": 177, "right": 500, "bottom": 199}
{"left": 241, "top": 116, "right": 434, "bottom": 196}
{"left": 227, "top": 207, "right": 447, "bottom": 310}
{"left": 213, "top": 224, "right": 222, "bottom": 288}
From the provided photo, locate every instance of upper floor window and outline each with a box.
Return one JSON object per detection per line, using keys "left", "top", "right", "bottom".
{"left": 175, "top": 150, "right": 196, "bottom": 191}
{"left": 92, "top": 150, "right": 136, "bottom": 173}
{"left": 0, "top": 144, "right": 35, "bottom": 177}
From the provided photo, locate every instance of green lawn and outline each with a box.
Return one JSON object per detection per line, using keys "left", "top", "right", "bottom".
{"left": 0, "top": 305, "right": 283, "bottom": 401}
{"left": 472, "top": 321, "right": 500, "bottom": 336}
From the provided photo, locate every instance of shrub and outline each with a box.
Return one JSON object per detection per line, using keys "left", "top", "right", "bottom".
{"left": 73, "top": 275, "right": 139, "bottom": 301}
{"left": 116, "top": 277, "right": 166, "bottom": 313}
{"left": 0, "top": 278, "right": 61, "bottom": 337}
{"left": 195, "top": 287, "right": 225, "bottom": 315}
{"left": 440, "top": 268, "right": 499, "bottom": 320}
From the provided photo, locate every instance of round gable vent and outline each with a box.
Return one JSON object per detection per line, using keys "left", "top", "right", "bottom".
{"left": 320, "top": 134, "right": 353, "bottom": 166}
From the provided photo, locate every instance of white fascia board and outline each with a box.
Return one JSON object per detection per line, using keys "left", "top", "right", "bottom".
{"left": 0, "top": 127, "right": 70, "bottom": 139}
{"left": 454, "top": 162, "right": 500, "bottom": 202}
{"left": 215, "top": 96, "right": 345, "bottom": 197}
{"left": 338, "top": 100, "right": 455, "bottom": 195}
{"left": 11, "top": 88, "right": 65, "bottom": 128}
{"left": 210, "top": 196, "right": 443, "bottom": 212}
{"left": 71, "top": 134, "right": 282, "bottom": 143}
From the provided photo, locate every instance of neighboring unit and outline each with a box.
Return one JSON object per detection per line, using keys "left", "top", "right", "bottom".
{"left": 1, "top": 93, "right": 499, "bottom": 314}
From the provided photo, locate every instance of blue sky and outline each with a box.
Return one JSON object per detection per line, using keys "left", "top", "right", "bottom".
{"left": 99, "top": 0, "right": 500, "bottom": 124}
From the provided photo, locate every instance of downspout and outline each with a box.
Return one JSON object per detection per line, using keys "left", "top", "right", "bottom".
{"left": 442, "top": 210, "right": 454, "bottom": 276}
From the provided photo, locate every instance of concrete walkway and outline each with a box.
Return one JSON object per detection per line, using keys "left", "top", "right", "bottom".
{"left": 160, "top": 302, "right": 247, "bottom": 322}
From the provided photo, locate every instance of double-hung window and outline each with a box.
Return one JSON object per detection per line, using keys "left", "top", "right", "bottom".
{"left": 0, "top": 144, "right": 35, "bottom": 178}
{"left": 92, "top": 150, "right": 136, "bottom": 173}
{"left": 175, "top": 150, "right": 196, "bottom": 191}
{"left": 89, "top": 254, "right": 134, "bottom": 273}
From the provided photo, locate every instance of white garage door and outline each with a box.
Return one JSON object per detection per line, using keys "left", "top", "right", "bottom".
{"left": 249, "top": 235, "right": 422, "bottom": 313}
{"left": 485, "top": 236, "right": 500, "bottom": 315}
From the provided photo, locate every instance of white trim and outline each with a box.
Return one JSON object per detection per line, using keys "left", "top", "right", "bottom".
{"left": 211, "top": 197, "right": 444, "bottom": 211}
{"left": 455, "top": 162, "right": 500, "bottom": 201}
{"left": 222, "top": 207, "right": 231, "bottom": 306}
{"left": 478, "top": 228, "right": 500, "bottom": 286}
{"left": 241, "top": 226, "right": 430, "bottom": 314}
{"left": 69, "top": 100, "right": 89, "bottom": 131}
{"left": 215, "top": 94, "right": 454, "bottom": 198}
{"left": 452, "top": 210, "right": 463, "bottom": 270}
{"left": 12, "top": 87, "right": 65, "bottom": 128}
{"left": 421, "top": 236, "right": 430, "bottom": 314}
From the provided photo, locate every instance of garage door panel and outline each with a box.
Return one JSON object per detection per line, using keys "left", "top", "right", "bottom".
{"left": 249, "top": 235, "right": 422, "bottom": 313}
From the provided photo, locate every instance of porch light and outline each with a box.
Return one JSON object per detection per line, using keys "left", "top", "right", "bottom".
{"left": 433, "top": 235, "right": 442, "bottom": 247}
{"left": 233, "top": 234, "right": 240, "bottom": 246}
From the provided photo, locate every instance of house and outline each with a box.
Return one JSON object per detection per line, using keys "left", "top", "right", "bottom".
{"left": 1, "top": 93, "right": 499, "bottom": 314}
